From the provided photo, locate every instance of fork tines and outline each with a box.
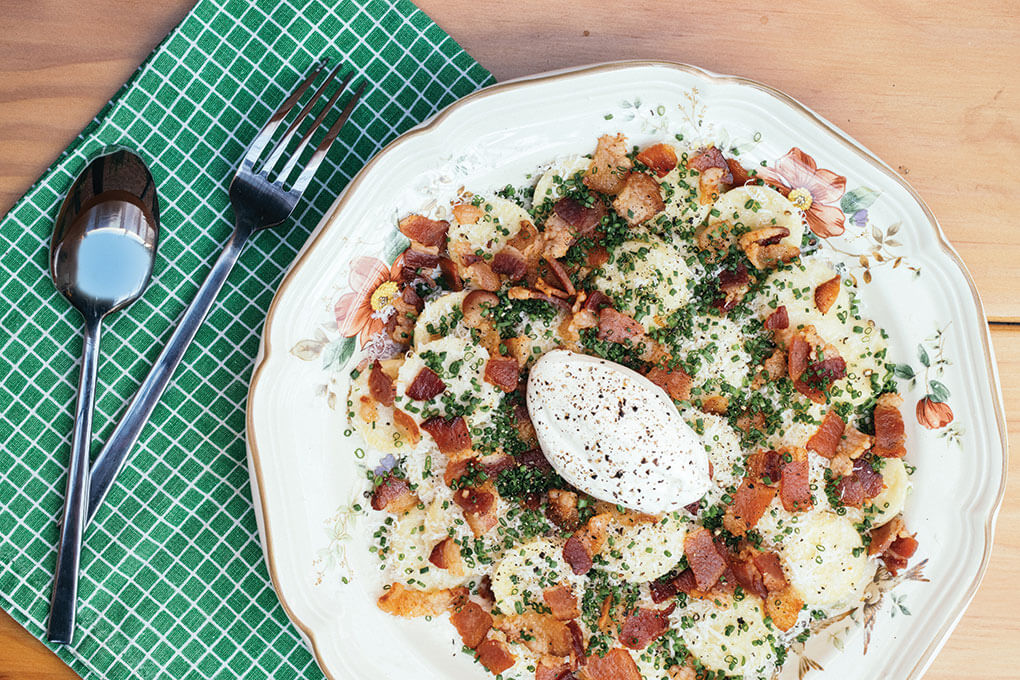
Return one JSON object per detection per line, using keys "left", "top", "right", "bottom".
{"left": 242, "top": 59, "right": 365, "bottom": 193}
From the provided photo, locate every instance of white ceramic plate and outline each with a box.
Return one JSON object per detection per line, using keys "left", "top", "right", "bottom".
{"left": 246, "top": 62, "right": 1007, "bottom": 680}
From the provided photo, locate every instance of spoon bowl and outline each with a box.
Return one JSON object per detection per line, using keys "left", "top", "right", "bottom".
{"left": 46, "top": 150, "right": 159, "bottom": 644}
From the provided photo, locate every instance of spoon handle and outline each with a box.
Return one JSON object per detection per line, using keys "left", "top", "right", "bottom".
{"left": 85, "top": 228, "right": 250, "bottom": 525}
{"left": 48, "top": 317, "right": 102, "bottom": 644}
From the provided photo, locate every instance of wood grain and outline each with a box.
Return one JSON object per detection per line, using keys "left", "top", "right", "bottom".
{"left": 0, "top": 1, "right": 1015, "bottom": 678}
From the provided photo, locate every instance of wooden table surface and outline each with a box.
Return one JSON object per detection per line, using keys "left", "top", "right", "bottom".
{"left": 1, "top": 1, "right": 1016, "bottom": 678}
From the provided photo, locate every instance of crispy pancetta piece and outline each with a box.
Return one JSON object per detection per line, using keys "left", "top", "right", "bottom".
{"left": 453, "top": 487, "right": 498, "bottom": 536}
{"left": 619, "top": 604, "right": 675, "bottom": 650}
{"left": 476, "top": 638, "right": 516, "bottom": 675}
{"left": 563, "top": 513, "right": 612, "bottom": 575}
{"left": 398, "top": 214, "right": 449, "bottom": 248}
{"left": 868, "top": 516, "right": 918, "bottom": 575}
{"left": 484, "top": 356, "right": 521, "bottom": 392}
{"left": 578, "top": 648, "right": 641, "bottom": 680}
{"left": 377, "top": 583, "right": 467, "bottom": 618}
{"left": 814, "top": 274, "right": 841, "bottom": 314}
{"left": 584, "top": 134, "right": 633, "bottom": 195}
{"left": 492, "top": 246, "right": 528, "bottom": 280}
{"left": 764, "top": 584, "right": 803, "bottom": 632}
{"left": 723, "top": 478, "right": 778, "bottom": 536}
{"left": 545, "top": 489, "right": 581, "bottom": 531}
{"left": 686, "top": 146, "right": 733, "bottom": 204}
{"left": 451, "top": 601, "right": 492, "bottom": 649}
{"left": 429, "top": 537, "right": 466, "bottom": 576}
{"left": 683, "top": 528, "right": 728, "bottom": 591}
{"left": 421, "top": 415, "right": 472, "bottom": 454}
{"left": 405, "top": 366, "right": 446, "bottom": 401}
{"left": 636, "top": 142, "right": 677, "bottom": 177}
{"left": 597, "top": 307, "right": 646, "bottom": 344}
{"left": 739, "top": 226, "right": 800, "bottom": 270}
{"left": 806, "top": 409, "right": 846, "bottom": 459}
{"left": 392, "top": 408, "right": 420, "bottom": 446}
{"left": 368, "top": 360, "right": 395, "bottom": 406}
{"left": 873, "top": 393, "right": 907, "bottom": 458}
{"left": 452, "top": 202, "right": 485, "bottom": 225}
{"left": 370, "top": 474, "right": 418, "bottom": 514}
{"left": 543, "top": 585, "right": 580, "bottom": 621}
{"left": 764, "top": 305, "right": 789, "bottom": 330}
{"left": 636, "top": 143, "right": 678, "bottom": 177}
{"left": 779, "top": 447, "right": 812, "bottom": 512}
{"left": 612, "top": 172, "right": 665, "bottom": 226}
{"left": 496, "top": 612, "right": 573, "bottom": 657}
{"left": 645, "top": 364, "right": 692, "bottom": 401}
{"left": 714, "top": 263, "right": 751, "bottom": 313}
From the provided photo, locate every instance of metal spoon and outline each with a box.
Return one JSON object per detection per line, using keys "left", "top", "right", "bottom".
{"left": 47, "top": 149, "right": 159, "bottom": 644}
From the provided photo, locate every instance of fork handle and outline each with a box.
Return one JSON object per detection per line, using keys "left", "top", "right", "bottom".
{"left": 85, "top": 225, "right": 251, "bottom": 526}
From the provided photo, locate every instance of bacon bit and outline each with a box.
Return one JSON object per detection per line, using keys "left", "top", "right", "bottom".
{"left": 392, "top": 408, "right": 421, "bottom": 446}
{"left": 671, "top": 569, "right": 700, "bottom": 596}
{"left": 543, "top": 585, "right": 580, "bottom": 621}
{"left": 726, "top": 157, "right": 752, "bottom": 186}
{"left": 645, "top": 364, "right": 692, "bottom": 401}
{"left": 401, "top": 285, "right": 424, "bottom": 312}
{"left": 765, "top": 585, "right": 803, "bottom": 632}
{"left": 537, "top": 661, "right": 573, "bottom": 680}
{"left": 700, "top": 395, "right": 729, "bottom": 415}
{"left": 687, "top": 146, "right": 732, "bottom": 178}
{"left": 450, "top": 601, "right": 492, "bottom": 649}
{"left": 495, "top": 613, "right": 573, "bottom": 657}
{"left": 788, "top": 330, "right": 844, "bottom": 403}
{"left": 476, "top": 638, "right": 516, "bottom": 675}
{"left": 566, "top": 620, "right": 586, "bottom": 665}
{"left": 868, "top": 516, "right": 903, "bottom": 557}
{"left": 597, "top": 307, "right": 646, "bottom": 344}
{"left": 883, "top": 535, "right": 919, "bottom": 575}
{"left": 814, "top": 275, "right": 841, "bottom": 314}
{"left": 738, "top": 226, "right": 800, "bottom": 270}
{"left": 649, "top": 577, "right": 679, "bottom": 604}
{"left": 367, "top": 360, "right": 395, "bottom": 406}
{"left": 421, "top": 416, "right": 471, "bottom": 454}
{"left": 484, "top": 357, "right": 521, "bottom": 392}
{"left": 723, "top": 479, "right": 778, "bottom": 536}
{"left": 595, "top": 594, "right": 615, "bottom": 633}
{"left": 377, "top": 583, "right": 467, "bottom": 618}
{"left": 835, "top": 474, "right": 866, "bottom": 507}
{"left": 544, "top": 257, "right": 577, "bottom": 296}
{"left": 713, "top": 264, "right": 751, "bottom": 313}
{"left": 683, "top": 528, "right": 728, "bottom": 591}
{"left": 779, "top": 447, "right": 812, "bottom": 512}
{"left": 747, "top": 449, "right": 784, "bottom": 485}
{"left": 443, "top": 457, "right": 474, "bottom": 487}
{"left": 806, "top": 409, "right": 846, "bottom": 459}
{"left": 579, "top": 648, "right": 641, "bottom": 680}
{"left": 764, "top": 305, "right": 789, "bottom": 330}
{"left": 477, "top": 575, "right": 495, "bottom": 604}
{"left": 398, "top": 214, "right": 449, "bottom": 248}
{"left": 519, "top": 448, "right": 554, "bottom": 471}
{"left": 452, "top": 202, "right": 485, "bottom": 225}
{"left": 554, "top": 196, "right": 606, "bottom": 235}
{"left": 620, "top": 605, "right": 675, "bottom": 650}
{"left": 585, "top": 244, "right": 610, "bottom": 268}
{"left": 612, "top": 173, "right": 665, "bottom": 226}
{"left": 400, "top": 249, "right": 441, "bottom": 283}
{"left": 492, "top": 246, "right": 528, "bottom": 280}
{"left": 854, "top": 457, "right": 885, "bottom": 498}
{"left": 582, "top": 290, "right": 613, "bottom": 312}
{"left": 584, "top": 134, "right": 633, "bottom": 195}
{"left": 727, "top": 552, "right": 767, "bottom": 601}
{"left": 454, "top": 488, "right": 497, "bottom": 537}
{"left": 370, "top": 474, "right": 418, "bottom": 514}
{"left": 564, "top": 513, "right": 612, "bottom": 575}
{"left": 545, "top": 489, "right": 581, "bottom": 531}
{"left": 636, "top": 143, "right": 678, "bottom": 177}
{"left": 358, "top": 395, "right": 378, "bottom": 423}
{"left": 438, "top": 256, "right": 463, "bottom": 291}
{"left": 687, "top": 147, "right": 733, "bottom": 204}
{"left": 761, "top": 349, "right": 787, "bottom": 384}
{"left": 873, "top": 393, "right": 907, "bottom": 458}
{"left": 466, "top": 261, "right": 501, "bottom": 291}
{"left": 428, "top": 537, "right": 465, "bottom": 575}
{"left": 837, "top": 427, "right": 873, "bottom": 462}
{"left": 752, "top": 552, "right": 788, "bottom": 593}
{"left": 461, "top": 290, "right": 499, "bottom": 329}
{"left": 406, "top": 367, "right": 446, "bottom": 401}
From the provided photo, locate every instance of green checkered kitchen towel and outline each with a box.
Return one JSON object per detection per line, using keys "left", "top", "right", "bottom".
{"left": 0, "top": 1, "right": 493, "bottom": 678}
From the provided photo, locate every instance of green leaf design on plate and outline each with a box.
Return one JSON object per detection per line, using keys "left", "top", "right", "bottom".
{"left": 322, "top": 337, "right": 356, "bottom": 372}
{"left": 917, "top": 344, "right": 931, "bottom": 367}
{"left": 841, "top": 186, "right": 881, "bottom": 214}
{"left": 383, "top": 230, "right": 411, "bottom": 265}
{"left": 928, "top": 379, "right": 951, "bottom": 403}
{"left": 893, "top": 363, "right": 915, "bottom": 380}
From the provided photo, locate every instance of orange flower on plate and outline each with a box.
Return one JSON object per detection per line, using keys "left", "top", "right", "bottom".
{"left": 916, "top": 396, "right": 954, "bottom": 430}
{"left": 333, "top": 254, "right": 404, "bottom": 346}
{"left": 760, "top": 147, "right": 847, "bottom": 238}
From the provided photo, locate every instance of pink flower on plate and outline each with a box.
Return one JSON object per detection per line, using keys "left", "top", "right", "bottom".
{"left": 334, "top": 254, "right": 404, "bottom": 346}
{"left": 761, "top": 147, "right": 847, "bottom": 238}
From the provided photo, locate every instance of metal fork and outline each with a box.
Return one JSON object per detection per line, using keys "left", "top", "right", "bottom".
{"left": 83, "top": 60, "right": 364, "bottom": 526}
